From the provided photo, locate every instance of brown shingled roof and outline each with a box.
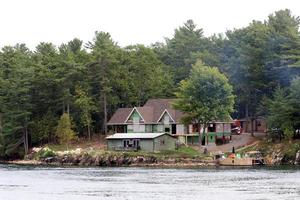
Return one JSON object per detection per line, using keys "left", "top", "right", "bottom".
{"left": 107, "top": 99, "right": 185, "bottom": 125}
{"left": 136, "top": 107, "right": 154, "bottom": 123}
{"left": 107, "top": 108, "right": 133, "bottom": 124}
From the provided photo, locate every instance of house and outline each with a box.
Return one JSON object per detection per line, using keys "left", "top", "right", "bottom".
{"left": 238, "top": 117, "right": 267, "bottom": 133}
{"left": 107, "top": 99, "right": 186, "bottom": 135}
{"left": 106, "top": 133, "right": 176, "bottom": 152}
{"left": 107, "top": 99, "right": 233, "bottom": 146}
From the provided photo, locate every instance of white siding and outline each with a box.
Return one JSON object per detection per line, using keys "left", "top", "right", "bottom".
{"left": 189, "top": 124, "right": 193, "bottom": 133}
{"left": 133, "top": 124, "right": 139, "bottom": 132}
{"left": 176, "top": 124, "right": 185, "bottom": 134}
{"left": 139, "top": 124, "right": 145, "bottom": 132}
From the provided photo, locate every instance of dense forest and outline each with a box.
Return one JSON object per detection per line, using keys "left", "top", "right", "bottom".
{"left": 1, "top": 9, "right": 300, "bottom": 157}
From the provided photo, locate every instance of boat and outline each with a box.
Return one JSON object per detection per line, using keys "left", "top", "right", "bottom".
{"left": 215, "top": 151, "right": 264, "bottom": 166}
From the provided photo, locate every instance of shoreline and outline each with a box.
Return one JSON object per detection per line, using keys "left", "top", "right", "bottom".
{"left": 0, "top": 158, "right": 215, "bottom": 168}
{"left": 1, "top": 160, "right": 299, "bottom": 169}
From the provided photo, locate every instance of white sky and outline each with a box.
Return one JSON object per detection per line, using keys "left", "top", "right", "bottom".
{"left": 0, "top": 0, "right": 299, "bottom": 50}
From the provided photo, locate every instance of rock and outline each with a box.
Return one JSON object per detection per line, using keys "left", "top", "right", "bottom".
{"left": 137, "top": 156, "right": 145, "bottom": 163}
{"left": 94, "top": 156, "right": 101, "bottom": 166}
{"left": 44, "top": 157, "right": 54, "bottom": 163}
{"left": 271, "top": 151, "right": 284, "bottom": 165}
{"left": 295, "top": 150, "right": 300, "bottom": 165}
{"left": 74, "top": 148, "right": 82, "bottom": 155}
{"left": 32, "top": 147, "right": 42, "bottom": 153}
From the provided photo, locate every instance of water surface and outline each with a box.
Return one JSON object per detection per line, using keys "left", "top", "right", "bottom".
{"left": 1, "top": 164, "right": 300, "bottom": 200}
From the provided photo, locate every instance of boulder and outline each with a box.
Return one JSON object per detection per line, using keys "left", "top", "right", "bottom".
{"left": 271, "top": 151, "right": 284, "bottom": 165}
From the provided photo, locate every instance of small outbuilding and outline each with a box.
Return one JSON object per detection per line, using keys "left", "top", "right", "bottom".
{"left": 106, "top": 133, "right": 176, "bottom": 152}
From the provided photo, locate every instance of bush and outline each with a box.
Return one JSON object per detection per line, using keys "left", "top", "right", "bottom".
{"left": 38, "top": 147, "right": 56, "bottom": 158}
{"left": 282, "top": 143, "right": 300, "bottom": 162}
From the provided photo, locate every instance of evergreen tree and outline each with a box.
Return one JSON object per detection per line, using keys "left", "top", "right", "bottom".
{"left": 56, "top": 113, "right": 76, "bottom": 150}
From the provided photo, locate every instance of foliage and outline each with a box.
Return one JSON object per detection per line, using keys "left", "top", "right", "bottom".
{"left": 265, "top": 79, "right": 300, "bottom": 140}
{"left": 265, "top": 87, "right": 291, "bottom": 129}
{"left": 153, "top": 19, "right": 208, "bottom": 83}
{"left": 173, "top": 61, "right": 234, "bottom": 145}
{"left": 37, "top": 147, "right": 56, "bottom": 158}
{"left": 289, "top": 77, "right": 300, "bottom": 130}
{"left": 56, "top": 113, "right": 76, "bottom": 149}
{"left": 30, "top": 112, "right": 57, "bottom": 145}
{"left": 74, "top": 86, "right": 96, "bottom": 140}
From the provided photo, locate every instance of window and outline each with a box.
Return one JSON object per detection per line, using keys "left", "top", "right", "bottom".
{"left": 165, "top": 127, "right": 170, "bottom": 133}
{"left": 123, "top": 139, "right": 140, "bottom": 148}
{"left": 157, "top": 125, "right": 163, "bottom": 132}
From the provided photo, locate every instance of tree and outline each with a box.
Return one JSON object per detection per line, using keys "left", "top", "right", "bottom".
{"left": 0, "top": 44, "right": 33, "bottom": 156}
{"left": 87, "top": 31, "right": 120, "bottom": 134}
{"left": 265, "top": 87, "right": 293, "bottom": 140}
{"left": 289, "top": 77, "right": 300, "bottom": 132}
{"left": 173, "top": 61, "right": 235, "bottom": 147}
{"left": 154, "top": 19, "right": 207, "bottom": 83}
{"left": 74, "top": 86, "right": 96, "bottom": 140}
{"left": 124, "top": 45, "right": 174, "bottom": 106}
{"left": 56, "top": 113, "right": 76, "bottom": 150}
{"left": 30, "top": 111, "right": 57, "bottom": 145}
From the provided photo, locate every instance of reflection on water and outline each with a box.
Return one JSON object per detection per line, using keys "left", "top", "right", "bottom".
{"left": 1, "top": 165, "right": 300, "bottom": 200}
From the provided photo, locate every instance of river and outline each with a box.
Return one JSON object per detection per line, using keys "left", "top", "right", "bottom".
{"left": 1, "top": 164, "right": 300, "bottom": 200}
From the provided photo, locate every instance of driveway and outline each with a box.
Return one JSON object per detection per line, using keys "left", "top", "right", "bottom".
{"left": 203, "top": 132, "right": 266, "bottom": 153}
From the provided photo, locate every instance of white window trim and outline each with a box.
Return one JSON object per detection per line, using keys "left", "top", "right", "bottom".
{"left": 157, "top": 109, "right": 175, "bottom": 123}
{"left": 124, "top": 107, "right": 145, "bottom": 123}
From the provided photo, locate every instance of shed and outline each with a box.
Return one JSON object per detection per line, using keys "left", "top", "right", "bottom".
{"left": 106, "top": 133, "right": 176, "bottom": 152}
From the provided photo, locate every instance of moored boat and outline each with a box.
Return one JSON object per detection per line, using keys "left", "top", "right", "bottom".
{"left": 215, "top": 151, "right": 264, "bottom": 166}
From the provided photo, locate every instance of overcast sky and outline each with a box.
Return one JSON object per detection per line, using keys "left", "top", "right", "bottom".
{"left": 0, "top": 0, "right": 299, "bottom": 50}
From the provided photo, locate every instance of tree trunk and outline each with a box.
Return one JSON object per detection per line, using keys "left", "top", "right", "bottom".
{"left": 0, "top": 113, "right": 3, "bottom": 137}
{"left": 251, "top": 117, "right": 255, "bottom": 137}
{"left": 87, "top": 124, "right": 91, "bottom": 141}
{"left": 203, "top": 124, "right": 207, "bottom": 146}
{"left": 245, "top": 103, "right": 249, "bottom": 118}
{"left": 198, "top": 123, "right": 202, "bottom": 149}
{"left": 63, "top": 101, "right": 65, "bottom": 113}
{"left": 103, "top": 93, "right": 107, "bottom": 135}
{"left": 23, "top": 127, "right": 28, "bottom": 155}
{"left": 67, "top": 103, "right": 70, "bottom": 115}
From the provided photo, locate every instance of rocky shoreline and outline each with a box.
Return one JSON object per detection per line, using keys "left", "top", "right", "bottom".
{"left": 0, "top": 147, "right": 215, "bottom": 167}
{"left": 3, "top": 157, "right": 215, "bottom": 168}
{"left": 2, "top": 146, "right": 300, "bottom": 167}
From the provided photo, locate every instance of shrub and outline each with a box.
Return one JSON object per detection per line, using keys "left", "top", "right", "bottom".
{"left": 38, "top": 147, "right": 56, "bottom": 158}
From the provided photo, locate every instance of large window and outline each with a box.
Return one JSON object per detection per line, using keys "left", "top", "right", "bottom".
{"left": 123, "top": 139, "right": 140, "bottom": 148}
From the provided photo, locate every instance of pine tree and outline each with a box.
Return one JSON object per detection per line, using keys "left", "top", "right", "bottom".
{"left": 56, "top": 113, "right": 76, "bottom": 150}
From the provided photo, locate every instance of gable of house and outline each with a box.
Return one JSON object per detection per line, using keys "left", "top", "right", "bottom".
{"left": 125, "top": 108, "right": 144, "bottom": 124}
{"left": 157, "top": 109, "right": 175, "bottom": 124}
